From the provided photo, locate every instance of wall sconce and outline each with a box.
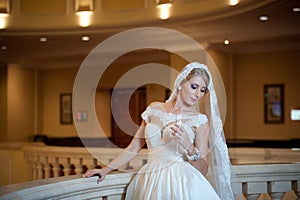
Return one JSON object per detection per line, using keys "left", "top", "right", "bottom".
{"left": 0, "top": 0, "right": 10, "bottom": 29}
{"left": 75, "top": 0, "right": 94, "bottom": 27}
{"left": 156, "top": 0, "right": 173, "bottom": 20}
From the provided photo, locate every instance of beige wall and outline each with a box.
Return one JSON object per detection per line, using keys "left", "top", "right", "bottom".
{"left": 7, "top": 64, "right": 35, "bottom": 141}
{"left": 233, "top": 50, "right": 300, "bottom": 140}
{"left": 40, "top": 68, "right": 78, "bottom": 137}
{"left": 0, "top": 66, "right": 8, "bottom": 141}
{"left": 207, "top": 50, "right": 233, "bottom": 139}
{"left": 2, "top": 49, "right": 300, "bottom": 142}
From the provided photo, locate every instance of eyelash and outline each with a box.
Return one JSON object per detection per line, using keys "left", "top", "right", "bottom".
{"left": 191, "top": 84, "right": 198, "bottom": 89}
{"left": 190, "top": 84, "right": 208, "bottom": 93}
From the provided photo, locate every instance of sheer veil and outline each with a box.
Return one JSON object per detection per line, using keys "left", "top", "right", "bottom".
{"left": 166, "top": 62, "right": 235, "bottom": 200}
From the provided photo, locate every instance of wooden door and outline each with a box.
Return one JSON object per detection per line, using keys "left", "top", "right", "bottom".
{"left": 111, "top": 88, "right": 146, "bottom": 148}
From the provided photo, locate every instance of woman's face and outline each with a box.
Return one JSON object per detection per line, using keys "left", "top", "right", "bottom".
{"left": 179, "top": 75, "right": 208, "bottom": 107}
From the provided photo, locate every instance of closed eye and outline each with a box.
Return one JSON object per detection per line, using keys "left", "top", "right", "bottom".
{"left": 200, "top": 87, "right": 208, "bottom": 94}
{"left": 191, "top": 83, "right": 198, "bottom": 90}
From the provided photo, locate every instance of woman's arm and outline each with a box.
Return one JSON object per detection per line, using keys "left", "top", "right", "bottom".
{"left": 188, "top": 122, "right": 209, "bottom": 175}
{"left": 83, "top": 120, "right": 146, "bottom": 182}
{"left": 170, "top": 121, "right": 210, "bottom": 175}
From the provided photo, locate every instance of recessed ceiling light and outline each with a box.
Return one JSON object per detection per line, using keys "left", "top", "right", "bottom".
{"left": 40, "top": 37, "right": 47, "bottom": 42}
{"left": 81, "top": 36, "right": 90, "bottom": 42}
{"left": 224, "top": 39, "right": 230, "bottom": 45}
{"left": 1, "top": 45, "right": 7, "bottom": 50}
{"left": 229, "top": 0, "right": 239, "bottom": 6}
{"left": 292, "top": 7, "right": 300, "bottom": 12}
{"left": 259, "top": 15, "right": 269, "bottom": 21}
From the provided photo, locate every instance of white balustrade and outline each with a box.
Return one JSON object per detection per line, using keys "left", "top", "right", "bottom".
{"left": 1, "top": 143, "right": 300, "bottom": 199}
{"left": 229, "top": 148, "right": 300, "bottom": 164}
{"left": 0, "top": 163, "right": 300, "bottom": 200}
{"left": 22, "top": 145, "right": 300, "bottom": 181}
{"left": 22, "top": 146, "right": 149, "bottom": 180}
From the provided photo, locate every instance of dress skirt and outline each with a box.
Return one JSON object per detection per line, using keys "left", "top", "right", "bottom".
{"left": 125, "top": 159, "right": 220, "bottom": 200}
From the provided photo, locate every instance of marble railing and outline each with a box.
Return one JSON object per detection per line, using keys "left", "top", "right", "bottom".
{"left": 0, "top": 163, "right": 299, "bottom": 200}
{"left": 22, "top": 145, "right": 300, "bottom": 181}
{"left": 22, "top": 145, "right": 149, "bottom": 180}
{"left": 229, "top": 147, "right": 300, "bottom": 164}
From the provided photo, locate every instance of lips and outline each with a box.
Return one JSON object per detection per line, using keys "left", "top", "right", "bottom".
{"left": 191, "top": 97, "right": 198, "bottom": 102}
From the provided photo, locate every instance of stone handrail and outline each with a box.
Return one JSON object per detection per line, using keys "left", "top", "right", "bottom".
{"left": 0, "top": 163, "right": 299, "bottom": 200}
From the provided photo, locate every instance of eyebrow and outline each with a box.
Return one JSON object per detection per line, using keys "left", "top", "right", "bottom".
{"left": 186, "top": 79, "right": 207, "bottom": 88}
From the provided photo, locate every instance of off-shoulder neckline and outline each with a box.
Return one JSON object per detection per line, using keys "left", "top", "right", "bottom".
{"left": 147, "top": 106, "right": 203, "bottom": 118}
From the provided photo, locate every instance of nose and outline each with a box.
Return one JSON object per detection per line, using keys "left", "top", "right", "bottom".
{"left": 194, "top": 89, "right": 201, "bottom": 99}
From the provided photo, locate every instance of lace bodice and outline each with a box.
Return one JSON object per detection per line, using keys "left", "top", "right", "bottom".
{"left": 141, "top": 106, "right": 208, "bottom": 155}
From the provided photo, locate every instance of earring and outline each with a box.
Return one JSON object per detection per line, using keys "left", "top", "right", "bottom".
{"left": 178, "top": 86, "right": 182, "bottom": 91}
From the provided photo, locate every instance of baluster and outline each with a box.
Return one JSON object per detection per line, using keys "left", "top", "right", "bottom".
{"left": 32, "top": 162, "right": 37, "bottom": 180}
{"left": 232, "top": 182, "right": 243, "bottom": 199}
{"left": 31, "top": 153, "right": 39, "bottom": 180}
{"left": 125, "top": 162, "right": 133, "bottom": 170}
{"left": 245, "top": 194, "right": 260, "bottom": 200}
{"left": 36, "top": 155, "right": 44, "bottom": 179}
{"left": 71, "top": 158, "right": 83, "bottom": 175}
{"left": 243, "top": 182, "right": 267, "bottom": 200}
{"left": 292, "top": 181, "right": 300, "bottom": 200}
{"left": 129, "top": 157, "right": 143, "bottom": 170}
{"left": 44, "top": 157, "right": 51, "bottom": 178}
{"left": 268, "top": 181, "right": 291, "bottom": 200}
{"left": 83, "top": 158, "right": 97, "bottom": 171}
{"left": 269, "top": 192, "right": 285, "bottom": 200}
{"left": 39, "top": 155, "right": 50, "bottom": 179}
{"left": 36, "top": 162, "right": 43, "bottom": 179}
{"left": 23, "top": 152, "right": 33, "bottom": 181}
{"left": 51, "top": 157, "right": 60, "bottom": 177}
{"left": 60, "top": 157, "right": 71, "bottom": 176}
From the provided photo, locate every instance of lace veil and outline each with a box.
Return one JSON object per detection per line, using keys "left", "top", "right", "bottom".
{"left": 166, "top": 62, "right": 235, "bottom": 200}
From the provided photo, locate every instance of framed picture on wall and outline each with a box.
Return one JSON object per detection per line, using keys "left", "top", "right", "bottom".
{"left": 60, "top": 93, "right": 73, "bottom": 124}
{"left": 264, "top": 84, "right": 284, "bottom": 124}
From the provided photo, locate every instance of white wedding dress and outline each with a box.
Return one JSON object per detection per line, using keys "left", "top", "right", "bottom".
{"left": 125, "top": 106, "right": 221, "bottom": 200}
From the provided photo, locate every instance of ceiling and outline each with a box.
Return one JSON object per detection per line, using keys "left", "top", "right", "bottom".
{"left": 0, "top": 0, "right": 299, "bottom": 69}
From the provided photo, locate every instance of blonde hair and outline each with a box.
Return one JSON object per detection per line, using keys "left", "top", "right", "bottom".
{"left": 184, "top": 68, "right": 210, "bottom": 87}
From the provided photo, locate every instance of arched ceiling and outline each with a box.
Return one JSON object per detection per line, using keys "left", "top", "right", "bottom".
{"left": 0, "top": 0, "right": 299, "bottom": 68}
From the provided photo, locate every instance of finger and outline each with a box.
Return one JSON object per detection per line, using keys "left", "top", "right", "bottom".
{"left": 84, "top": 169, "right": 96, "bottom": 178}
{"left": 97, "top": 175, "right": 105, "bottom": 184}
{"left": 173, "top": 123, "right": 182, "bottom": 129}
{"left": 171, "top": 130, "right": 176, "bottom": 136}
{"left": 83, "top": 172, "right": 90, "bottom": 178}
{"left": 170, "top": 125, "right": 176, "bottom": 131}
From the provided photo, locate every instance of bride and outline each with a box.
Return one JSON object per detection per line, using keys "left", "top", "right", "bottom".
{"left": 84, "top": 62, "right": 235, "bottom": 200}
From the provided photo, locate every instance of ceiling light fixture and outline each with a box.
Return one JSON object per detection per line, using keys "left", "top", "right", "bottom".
{"left": 75, "top": 0, "right": 94, "bottom": 27}
{"left": 1, "top": 45, "right": 7, "bottom": 50}
{"left": 81, "top": 35, "right": 90, "bottom": 42}
{"left": 259, "top": 15, "right": 269, "bottom": 21}
{"left": 229, "top": 0, "right": 239, "bottom": 6}
{"left": 40, "top": 37, "right": 47, "bottom": 42}
{"left": 224, "top": 39, "right": 230, "bottom": 45}
{"left": 0, "top": 0, "right": 10, "bottom": 29}
{"left": 156, "top": 0, "right": 173, "bottom": 20}
{"left": 292, "top": 7, "right": 300, "bottom": 12}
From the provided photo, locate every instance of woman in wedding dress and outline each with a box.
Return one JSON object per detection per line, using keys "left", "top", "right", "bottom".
{"left": 84, "top": 62, "right": 235, "bottom": 200}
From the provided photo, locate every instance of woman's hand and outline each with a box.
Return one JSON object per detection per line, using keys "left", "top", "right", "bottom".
{"left": 83, "top": 167, "right": 110, "bottom": 184}
{"left": 170, "top": 123, "right": 192, "bottom": 151}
